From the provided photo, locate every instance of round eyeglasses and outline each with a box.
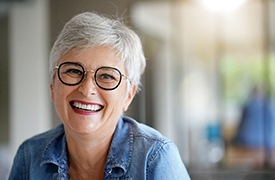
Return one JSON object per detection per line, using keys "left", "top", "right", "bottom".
{"left": 54, "top": 62, "right": 129, "bottom": 90}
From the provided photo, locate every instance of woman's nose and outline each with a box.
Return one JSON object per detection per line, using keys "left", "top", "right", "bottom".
{"left": 78, "top": 75, "right": 97, "bottom": 96}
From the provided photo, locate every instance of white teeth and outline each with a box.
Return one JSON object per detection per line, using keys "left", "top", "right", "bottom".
{"left": 73, "top": 102, "right": 101, "bottom": 111}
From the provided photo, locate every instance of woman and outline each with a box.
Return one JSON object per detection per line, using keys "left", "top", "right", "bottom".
{"left": 9, "top": 12, "right": 190, "bottom": 180}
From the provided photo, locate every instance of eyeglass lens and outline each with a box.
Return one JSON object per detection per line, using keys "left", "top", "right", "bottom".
{"left": 57, "top": 62, "right": 122, "bottom": 90}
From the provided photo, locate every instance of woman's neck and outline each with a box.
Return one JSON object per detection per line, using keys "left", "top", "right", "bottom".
{"left": 65, "top": 128, "right": 114, "bottom": 180}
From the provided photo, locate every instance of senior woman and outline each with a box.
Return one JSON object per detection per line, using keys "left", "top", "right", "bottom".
{"left": 9, "top": 12, "right": 190, "bottom": 180}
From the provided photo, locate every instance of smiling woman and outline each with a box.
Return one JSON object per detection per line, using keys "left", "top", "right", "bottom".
{"left": 8, "top": 12, "right": 190, "bottom": 180}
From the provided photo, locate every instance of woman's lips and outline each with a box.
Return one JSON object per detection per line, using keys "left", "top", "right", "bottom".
{"left": 70, "top": 100, "right": 103, "bottom": 112}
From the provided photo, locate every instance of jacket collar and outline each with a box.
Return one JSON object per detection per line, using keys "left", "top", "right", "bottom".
{"left": 104, "top": 118, "right": 134, "bottom": 177}
{"left": 40, "top": 125, "right": 68, "bottom": 173}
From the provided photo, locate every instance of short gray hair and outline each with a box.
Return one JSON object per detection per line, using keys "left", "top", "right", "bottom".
{"left": 49, "top": 12, "right": 146, "bottom": 90}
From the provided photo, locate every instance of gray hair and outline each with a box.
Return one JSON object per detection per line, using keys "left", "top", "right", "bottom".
{"left": 49, "top": 12, "right": 146, "bottom": 91}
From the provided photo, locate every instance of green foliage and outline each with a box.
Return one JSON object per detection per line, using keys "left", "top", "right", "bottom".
{"left": 220, "top": 54, "right": 275, "bottom": 104}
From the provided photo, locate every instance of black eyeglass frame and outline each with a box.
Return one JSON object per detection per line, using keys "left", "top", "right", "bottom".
{"left": 54, "top": 62, "right": 129, "bottom": 91}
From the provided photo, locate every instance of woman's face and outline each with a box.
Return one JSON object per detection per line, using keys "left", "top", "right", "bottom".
{"left": 50, "top": 46, "right": 136, "bottom": 135}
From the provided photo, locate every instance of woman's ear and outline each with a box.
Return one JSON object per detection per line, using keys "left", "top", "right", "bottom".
{"left": 123, "top": 85, "right": 137, "bottom": 112}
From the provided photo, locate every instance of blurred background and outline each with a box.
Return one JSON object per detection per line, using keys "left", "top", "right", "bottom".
{"left": 1, "top": 0, "right": 275, "bottom": 179}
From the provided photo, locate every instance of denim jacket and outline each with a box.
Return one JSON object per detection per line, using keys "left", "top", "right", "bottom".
{"left": 9, "top": 116, "right": 190, "bottom": 180}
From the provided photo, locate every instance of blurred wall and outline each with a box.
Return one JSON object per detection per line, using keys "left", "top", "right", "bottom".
{"left": 0, "top": 14, "right": 9, "bottom": 144}
{"left": 5, "top": 0, "right": 51, "bottom": 155}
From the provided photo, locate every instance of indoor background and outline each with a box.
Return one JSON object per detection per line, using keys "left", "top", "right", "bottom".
{"left": 1, "top": 0, "right": 275, "bottom": 179}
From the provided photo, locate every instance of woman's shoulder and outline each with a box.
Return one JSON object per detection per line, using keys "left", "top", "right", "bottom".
{"left": 21, "top": 124, "right": 65, "bottom": 151}
{"left": 121, "top": 116, "right": 172, "bottom": 144}
{"left": 26, "top": 124, "right": 64, "bottom": 141}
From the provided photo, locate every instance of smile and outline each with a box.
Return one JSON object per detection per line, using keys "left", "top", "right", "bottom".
{"left": 70, "top": 101, "right": 103, "bottom": 112}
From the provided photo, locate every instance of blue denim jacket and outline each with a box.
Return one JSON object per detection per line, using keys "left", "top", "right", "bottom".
{"left": 9, "top": 116, "right": 190, "bottom": 180}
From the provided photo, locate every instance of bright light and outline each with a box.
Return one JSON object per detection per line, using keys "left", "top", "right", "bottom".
{"left": 200, "top": 0, "right": 247, "bottom": 12}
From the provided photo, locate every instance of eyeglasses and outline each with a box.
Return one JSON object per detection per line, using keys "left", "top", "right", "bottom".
{"left": 54, "top": 62, "right": 129, "bottom": 90}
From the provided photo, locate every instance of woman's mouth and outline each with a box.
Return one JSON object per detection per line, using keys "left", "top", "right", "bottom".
{"left": 70, "top": 101, "right": 103, "bottom": 112}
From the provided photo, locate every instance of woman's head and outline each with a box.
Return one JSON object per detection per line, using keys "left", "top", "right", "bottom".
{"left": 50, "top": 46, "right": 136, "bottom": 135}
{"left": 49, "top": 12, "right": 146, "bottom": 91}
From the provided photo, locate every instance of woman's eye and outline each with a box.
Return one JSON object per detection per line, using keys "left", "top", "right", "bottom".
{"left": 102, "top": 74, "right": 115, "bottom": 79}
{"left": 66, "top": 69, "right": 83, "bottom": 76}
{"left": 98, "top": 74, "right": 116, "bottom": 81}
